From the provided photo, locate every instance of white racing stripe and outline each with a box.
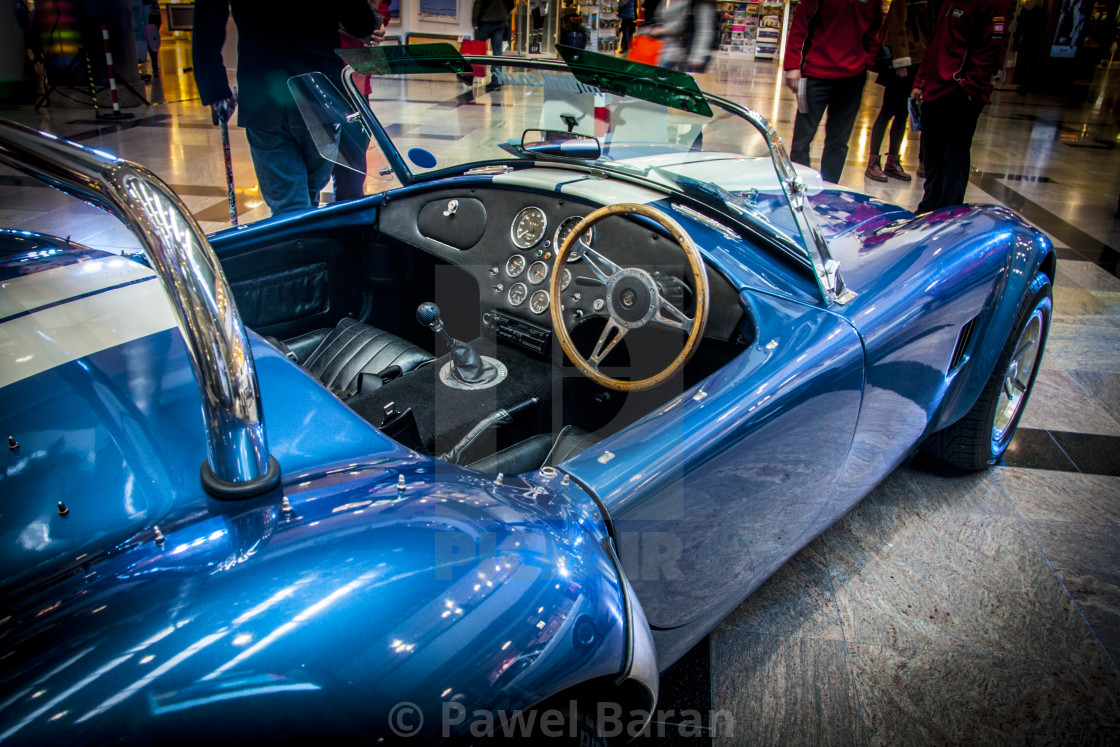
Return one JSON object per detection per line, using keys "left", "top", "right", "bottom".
{"left": 493, "top": 167, "right": 665, "bottom": 205}
{"left": 0, "top": 255, "right": 159, "bottom": 322}
{"left": 558, "top": 178, "right": 664, "bottom": 206}
{"left": 0, "top": 279, "right": 178, "bottom": 389}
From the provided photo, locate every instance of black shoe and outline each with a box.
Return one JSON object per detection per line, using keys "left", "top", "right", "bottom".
{"left": 457, "top": 73, "right": 474, "bottom": 85}
{"left": 485, "top": 81, "right": 502, "bottom": 92}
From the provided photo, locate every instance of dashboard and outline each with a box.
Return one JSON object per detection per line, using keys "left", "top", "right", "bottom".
{"left": 377, "top": 180, "right": 745, "bottom": 354}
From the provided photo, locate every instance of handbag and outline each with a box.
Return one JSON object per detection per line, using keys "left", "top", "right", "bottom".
{"left": 627, "top": 34, "right": 664, "bottom": 65}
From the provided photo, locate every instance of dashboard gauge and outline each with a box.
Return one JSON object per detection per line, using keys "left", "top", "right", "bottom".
{"left": 529, "top": 290, "right": 550, "bottom": 315}
{"left": 505, "top": 254, "right": 526, "bottom": 278}
{"left": 527, "top": 261, "right": 549, "bottom": 285}
{"left": 554, "top": 216, "right": 594, "bottom": 261}
{"left": 507, "top": 282, "right": 528, "bottom": 307}
{"left": 560, "top": 267, "right": 572, "bottom": 291}
{"left": 511, "top": 206, "right": 547, "bottom": 249}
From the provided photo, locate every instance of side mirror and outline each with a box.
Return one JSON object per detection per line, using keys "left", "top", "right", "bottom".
{"left": 521, "top": 129, "right": 602, "bottom": 160}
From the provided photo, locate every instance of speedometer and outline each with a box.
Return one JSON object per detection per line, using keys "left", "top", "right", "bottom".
{"left": 554, "top": 215, "right": 594, "bottom": 261}
{"left": 511, "top": 206, "right": 547, "bottom": 249}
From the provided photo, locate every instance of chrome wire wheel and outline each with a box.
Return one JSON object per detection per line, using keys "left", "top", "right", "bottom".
{"left": 992, "top": 306, "right": 1045, "bottom": 450}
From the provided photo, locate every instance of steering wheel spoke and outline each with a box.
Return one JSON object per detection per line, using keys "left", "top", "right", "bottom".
{"left": 653, "top": 295, "right": 693, "bottom": 333}
{"left": 580, "top": 246, "right": 622, "bottom": 283}
{"left": 588, "top": 318, "right": 628, "bottom": 367}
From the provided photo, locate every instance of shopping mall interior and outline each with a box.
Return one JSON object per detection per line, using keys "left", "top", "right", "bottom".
{"left": 1, "top": 0, "right": 1119, "bottom": 743}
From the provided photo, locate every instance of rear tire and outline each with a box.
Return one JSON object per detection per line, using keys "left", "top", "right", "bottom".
{"left": 922, "top": 272, "right": 1052, "bottom": 471}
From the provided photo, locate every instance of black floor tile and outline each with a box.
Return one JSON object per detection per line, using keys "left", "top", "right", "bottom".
{"left": 629, "top": 637, "right": 713, "bottom": 745}
{"left": 1049, "top": 431, "right": 1120, "bottom": 476}
{"left": 999, "top": 428, "right": 1079, "bottom": 471}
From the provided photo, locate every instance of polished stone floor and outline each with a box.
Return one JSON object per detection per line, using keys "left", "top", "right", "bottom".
{"left": 1, "top": 41, "right": 1118, "bottom": 746}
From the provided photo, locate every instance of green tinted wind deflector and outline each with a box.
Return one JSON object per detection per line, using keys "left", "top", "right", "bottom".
{"left": 555, "top": 46, "right": 713, "bottom": 118}
{"left": 336, "top": 43, "right": 471, "bottom": 76}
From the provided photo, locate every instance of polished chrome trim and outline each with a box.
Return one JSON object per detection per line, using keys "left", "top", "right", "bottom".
{"left": 701, "top": 93, "right": 853, "bottom": 305}
{"left": 0, "top": 119, "right": 279, "bottom": 497}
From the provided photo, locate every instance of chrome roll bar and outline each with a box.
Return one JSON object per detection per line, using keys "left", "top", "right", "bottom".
{"left": 0, "top": 119, "right": 280, "bottom": 498}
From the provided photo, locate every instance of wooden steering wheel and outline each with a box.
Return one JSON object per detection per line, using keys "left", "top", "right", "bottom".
{"left": 549, "top": 202, "right": 710, "bottom": 392}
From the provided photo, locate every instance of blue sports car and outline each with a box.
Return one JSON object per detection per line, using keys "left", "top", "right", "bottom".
{"left": 0, "top": 47, "right": 1053, "bottom": 743}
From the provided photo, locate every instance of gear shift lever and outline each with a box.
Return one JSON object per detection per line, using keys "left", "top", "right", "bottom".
{"left": 417, "top": 302, "right": 499, "bottom": 386}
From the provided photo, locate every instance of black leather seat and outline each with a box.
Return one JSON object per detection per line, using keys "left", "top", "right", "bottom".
{"left": 272, "top": 318, "right": 434, "bottom": 399}
{"left": 467, "top": 425, "right": 599, "bottom": 474}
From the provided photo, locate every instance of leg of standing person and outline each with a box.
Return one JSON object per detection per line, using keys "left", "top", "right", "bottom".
{"left": 686, "top": 2, "right": 716, "bottom": 71}
{"left": 819, "top": 73, "right": 865, "bottom": 184}
{"left": 293, "top": 106, "right": 334, "bottom": 208}
{"left": 621, "top": 18, "right": 636, "bottom": 52}
{"left": 477, "top": 21, "right": 506, "bottom": 89}
{"left": 332, "top": 159, "right": 366, "bottom": 202}
{"left": 882, "top": 79, "right": 912, "bottom": 180}
{"left": 246, "top": 107, "right": 333, "bottom": 216}
{"left": 246, "top": 126, "right": 317, "bottom": 216}
{"left": 866, "top": 85, "right": 893, "bottom": 181}
{"left": 917, "top": 89, "right": 982, "bottom": 212}
{"left": 790, "top": 77, "right": 834, "bottom": 171}
{"left": 331, "top": 128, "right": 371, "bottom": 202}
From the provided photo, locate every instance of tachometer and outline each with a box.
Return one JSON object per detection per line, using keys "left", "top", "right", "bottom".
{"left": 554, "top": 215, "right": 594, "bottom": 261}
{"left": 529, "top": 290, "right": 550, "bottom": 315}
{"left": 511, "top": 206, "right": 547, "bottom": 249}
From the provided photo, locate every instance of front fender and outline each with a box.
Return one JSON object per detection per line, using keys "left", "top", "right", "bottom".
{"left": 0, "top": 463, "right": 634, "bottom": 744}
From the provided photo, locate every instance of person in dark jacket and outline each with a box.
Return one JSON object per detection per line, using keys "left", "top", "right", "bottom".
{"left": 783, "top": 0, "right": 883, "bottom": 183}
{"left": 473, "top": 0, "right": 516, "bottom": 91}
{"left": 619, "top": 0, "right": 637, "bottom": 53}
{"left": 192, "top": 0, "right": 377, "bottom": 216}
{"left": 912, "top": 0, "right": 1013, "bottom": 212}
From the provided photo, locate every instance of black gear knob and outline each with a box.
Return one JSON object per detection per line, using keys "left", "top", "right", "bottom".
{"left": 416, "top": 302, "right": 441, "bottom": 330}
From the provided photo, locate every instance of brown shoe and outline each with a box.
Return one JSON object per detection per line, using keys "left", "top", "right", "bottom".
{"left": 884, "top": 154, "right": 912, "bottom": 181}
{"left": 865, "top": 154, "right": 888, "bottom": 182}
{"left": 917, "top": 161, "right": 926, "bottom": 178}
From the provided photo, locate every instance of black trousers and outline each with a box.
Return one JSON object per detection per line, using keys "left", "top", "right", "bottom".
{"left": 917, "top": 88, "right": 985, "bottom": 214}
{"left": 869, "top": 74, "right": 910, "bottom": 156}
{"left": 790, "top": 73, "right": 866, "bottom": 184}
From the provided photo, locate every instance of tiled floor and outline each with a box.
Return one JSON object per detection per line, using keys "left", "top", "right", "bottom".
{"left": 2, "top": 40, "right": 1119, "bottom": 746}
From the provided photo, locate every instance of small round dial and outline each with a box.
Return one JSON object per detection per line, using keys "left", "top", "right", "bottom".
{"left": 554, "top": 216, "right": 594, "bottom": 262}
{"left": 511, "top": 206, "right": 547, "bottom": 249}
{"left": 527, "top": 261, "right": 549, "bottom": 285}
{"left": 529, "top": 290, "right": 550, "bottom": 315}
{"left": 505, "top": 254, "right": 526, "bottom": 278}
{"left": 507, "top": 282, "right": 528, "bottom": 306}
{"left": 560, "top": 267, "right": 572, "bottom": 291}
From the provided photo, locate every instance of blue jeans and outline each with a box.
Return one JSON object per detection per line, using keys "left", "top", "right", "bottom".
{"left": 476, "top": 22, "right": 507, "bottom": 83}
{"left": 245, "top": 105, "right": 333, "bottom": 216}
{"left": 790, "top": 73, "right": 866, "bottom": 184}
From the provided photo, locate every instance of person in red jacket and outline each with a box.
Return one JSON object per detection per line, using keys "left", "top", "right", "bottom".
{"left": 912, "top": 0, "right": 1013, "bottom": 213}
{"left": 783, "top": 0, "right": 883, "bottom": 183}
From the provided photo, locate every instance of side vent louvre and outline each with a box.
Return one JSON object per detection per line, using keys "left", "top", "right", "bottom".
{"left": 950, "top": 317, "right": 977, "bottom": 371}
